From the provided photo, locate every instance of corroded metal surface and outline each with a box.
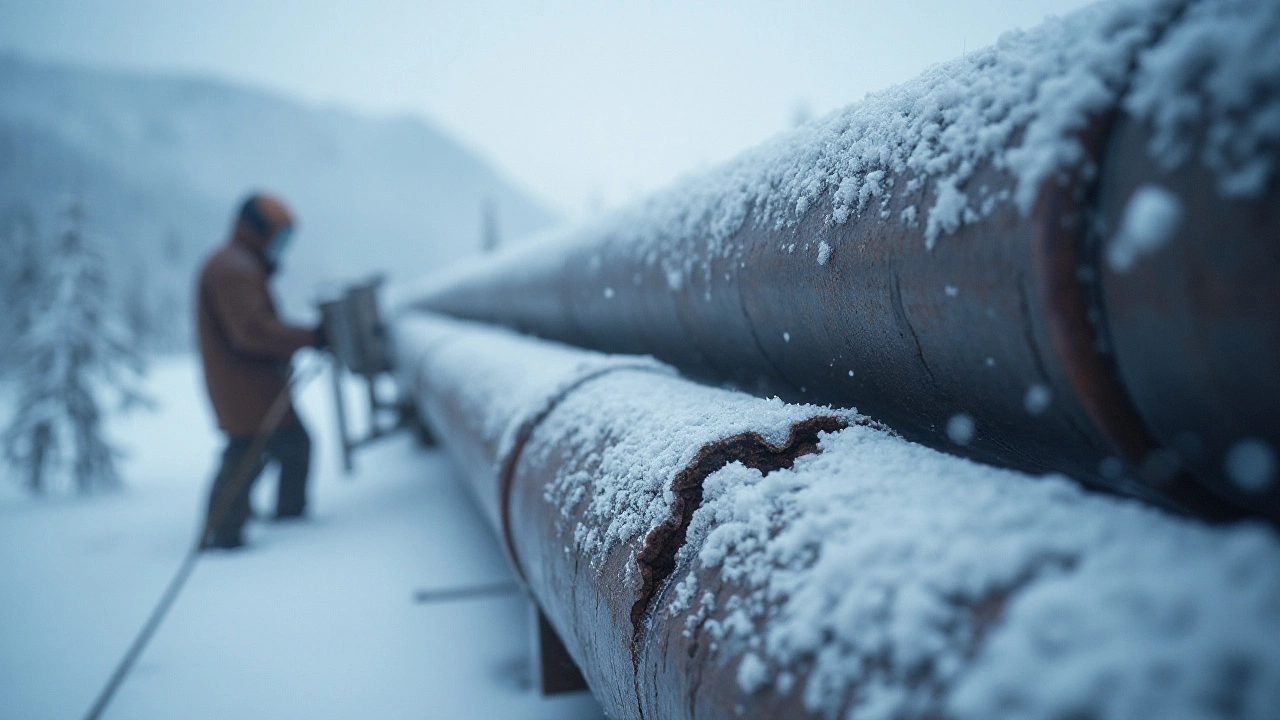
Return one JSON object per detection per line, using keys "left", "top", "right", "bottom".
{"left": 1093, "top": 112, "right": 1280, "bottom": 523}
{"left": 392, "top": 315, "right": 669, "bottom": 574}
{"left": 392, "top": 315, "right": 1280, "bottom": 719}
{"left": 393, "top": 314, "right": 864, "bottom": 718}
{"left": 404, "top": 108, "right": 1276, "bottom": 522}
{"left": 506, "top": 405, "right": 850, "bottom": 719}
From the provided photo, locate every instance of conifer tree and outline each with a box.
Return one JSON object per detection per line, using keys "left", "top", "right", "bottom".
{"left": 2, "top": 198, "right": 147, "bottom": 493}
{"left": 0, "top": 204, "right": 42, "bottom": 366}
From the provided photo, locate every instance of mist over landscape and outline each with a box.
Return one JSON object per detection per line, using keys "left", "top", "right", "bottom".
{"left": 0, "top": 53, "right": 556, "bottom": 352}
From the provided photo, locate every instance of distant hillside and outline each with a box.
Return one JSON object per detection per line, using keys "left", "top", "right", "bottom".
{"left": 0, "top": 53, "right": 557, "bottom": 349}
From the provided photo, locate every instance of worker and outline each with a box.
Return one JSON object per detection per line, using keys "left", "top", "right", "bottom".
{"left": 195, "top": 192, "right": 326, "bottom": 550}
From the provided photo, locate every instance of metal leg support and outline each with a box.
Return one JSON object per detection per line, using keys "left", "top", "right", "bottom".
{"left": 530, "top": 601, "right": 588, "bottom": 695}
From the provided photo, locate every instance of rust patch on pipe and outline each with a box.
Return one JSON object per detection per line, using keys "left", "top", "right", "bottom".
{"left": 1031, "top": 117, "right": 1245, "bottom": 522}
{"left": 628, "top": 415, "right": 855, "bottom": 641}
{"left": 1031, "top": 154, "right": 1151, "bottom": 472}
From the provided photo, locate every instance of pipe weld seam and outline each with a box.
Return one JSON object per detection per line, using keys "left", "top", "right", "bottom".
{"left": 494, "top": 361, "right": 679, "bottom": 583}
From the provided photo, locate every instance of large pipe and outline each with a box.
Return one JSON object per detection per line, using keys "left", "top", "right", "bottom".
{"left": 400, "top": 0, "right": 1280, "bottom": 524}
{"left": 392, "top": 313, "right": 1280, "bottom": 720}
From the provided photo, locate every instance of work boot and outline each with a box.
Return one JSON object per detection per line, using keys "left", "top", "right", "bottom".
{"left": 204, "top": 533, "right": 246, "bottom": 550}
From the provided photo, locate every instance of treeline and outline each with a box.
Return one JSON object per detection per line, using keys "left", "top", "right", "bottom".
{"left": 1, "top": 197, "right": 151, "bottom": 493}
{"left": 0, "top": 198, "right": 191, "bottom": 367}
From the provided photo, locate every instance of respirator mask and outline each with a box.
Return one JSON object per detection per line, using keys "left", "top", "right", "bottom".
{"left": 264, "top": 225, "right": 294, "bottom": 267}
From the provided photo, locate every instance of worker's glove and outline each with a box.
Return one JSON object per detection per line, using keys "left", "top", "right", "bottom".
{"left": 314, "top": 323, "right": 330, "bottom": 351}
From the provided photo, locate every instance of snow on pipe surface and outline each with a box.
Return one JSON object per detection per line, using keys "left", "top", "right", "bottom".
{"left": 397, "top": 0, "right": 1280, "bottom": 525}
{"left": 393, "top": 314, "right": 1280, "bottom": 720}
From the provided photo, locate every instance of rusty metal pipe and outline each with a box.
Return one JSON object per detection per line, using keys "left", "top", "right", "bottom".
{"left": 392, "top": 313, "right": 1280, "bottom": 720}
{"left": 398, "top": 0, "right": 1279, "bottom": 524}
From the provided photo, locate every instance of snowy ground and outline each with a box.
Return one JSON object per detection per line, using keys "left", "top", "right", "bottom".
{"left": 0, "top": 354, "right": 604, "bottom": 720}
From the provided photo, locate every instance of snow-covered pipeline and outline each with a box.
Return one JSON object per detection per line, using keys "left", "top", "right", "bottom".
{"left": 392, "top": 313, "right": 1280, "bottom": 720}
{"left": 397, "top": 0, "right": 1280, "bottom": 525}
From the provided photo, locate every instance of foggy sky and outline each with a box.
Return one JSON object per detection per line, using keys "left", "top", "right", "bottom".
{"left": 0, "top": 0, "right": 1095, "bottom": 219}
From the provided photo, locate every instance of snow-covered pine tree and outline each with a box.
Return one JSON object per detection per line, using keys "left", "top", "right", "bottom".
{"left": 0, "top": 203, "right": 42, "bottom": 367}
{"left": 1, "top": 197, "right": 148, "bottom": 494}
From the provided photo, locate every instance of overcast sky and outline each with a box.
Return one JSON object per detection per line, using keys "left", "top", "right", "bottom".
{"left": 0, "top": 0, "right": 1094, "bottom": 219}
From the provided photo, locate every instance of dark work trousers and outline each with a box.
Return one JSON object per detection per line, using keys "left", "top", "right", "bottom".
{"left": 205, "top": 420, "right": 312, "bottom": 545}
